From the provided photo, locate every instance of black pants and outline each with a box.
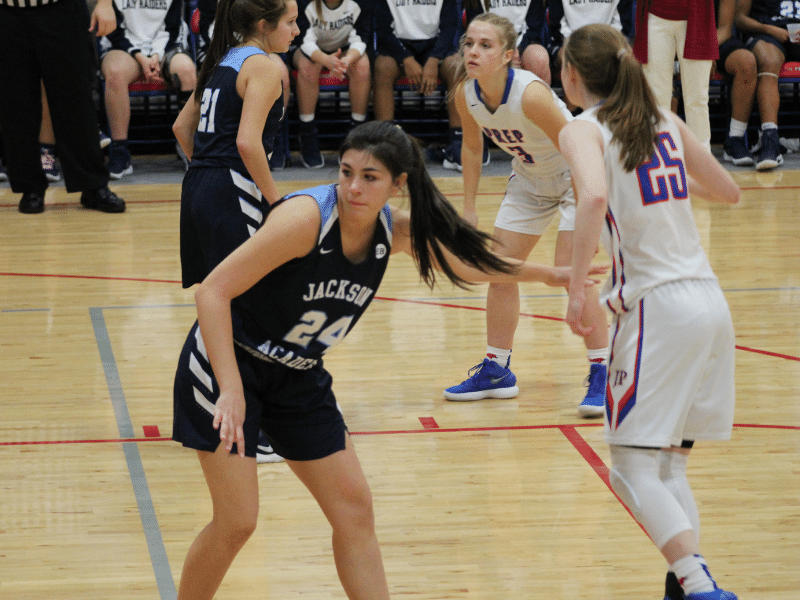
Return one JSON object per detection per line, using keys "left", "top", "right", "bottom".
{"left": 0, "top": 0, "right": 108, "bottom": 195}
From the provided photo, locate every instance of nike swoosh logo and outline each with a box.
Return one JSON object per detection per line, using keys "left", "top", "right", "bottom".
{"left": 490, "top": 373, "right": 510, "bottom": 384}
{"left": 320, "top": 248, "right": 333, "bottom": 254}
{"left": 258, "top": 444, "right": 274, "bottom": 453}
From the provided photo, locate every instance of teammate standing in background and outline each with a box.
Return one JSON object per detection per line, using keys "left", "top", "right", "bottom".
{"left": 173, "top": 0, "right": 300, "bottom": 463}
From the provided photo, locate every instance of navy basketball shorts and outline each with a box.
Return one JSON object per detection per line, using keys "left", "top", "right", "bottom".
{"left": 173, "top": 321, "right": 348, "bottom": 461}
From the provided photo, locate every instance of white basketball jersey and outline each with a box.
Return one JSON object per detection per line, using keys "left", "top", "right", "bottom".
{"left": 574, "top": 107, "right": 717, "bottom": 315}
{"left": 560, "top": 0, "right": 623, "bottom": 39}
{"left": 464, "top": 69, "right": 572, "bottom": 179}
{"left": 479, "top": 0, "right": 534, "bottom": 47}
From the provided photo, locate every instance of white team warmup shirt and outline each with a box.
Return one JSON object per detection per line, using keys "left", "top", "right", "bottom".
{"left": 299, "top": 0, "right": 367, "bottom": 57}
{"left": 559, "top": 0, "right": 624, "bottom": 39}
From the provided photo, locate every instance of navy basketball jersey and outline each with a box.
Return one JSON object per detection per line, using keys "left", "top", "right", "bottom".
{"left": 231, "top": 184, "right": 393, "bottom": 370}
{"left": 748, "top": 0, "right": 800, "bottom": 26}
{"left": 191, "top": 46, "right": 284, "bottom": 176}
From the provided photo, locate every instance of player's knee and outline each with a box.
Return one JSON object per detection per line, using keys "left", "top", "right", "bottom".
{"left": 609, "top": 466, "right": 642, "bottom": 517}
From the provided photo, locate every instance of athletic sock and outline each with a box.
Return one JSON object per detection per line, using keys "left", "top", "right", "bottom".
{"left": 486, "top": 346, "right": 511, "bottom": 368}
{"left": 671, "top": 554, "right": 717, "bottom": 595}
{"left": 587, "top": 347, "right": 608, "bottom": 366}
{"left": 729, "top": 118, "right": 747, "bottom": 139}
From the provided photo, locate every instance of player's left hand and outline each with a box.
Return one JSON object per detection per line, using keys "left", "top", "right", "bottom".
{"left": 566, "top": 288, "right": 596, "bottom": 337}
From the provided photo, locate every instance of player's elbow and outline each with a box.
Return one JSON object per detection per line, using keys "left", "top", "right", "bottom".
{"left": 236, "top": 137, "right": 261, "bottom": 163}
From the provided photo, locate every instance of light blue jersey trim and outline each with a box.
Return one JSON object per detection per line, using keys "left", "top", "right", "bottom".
{"left": 220, "top": 46, "right": 267, "bottom": 72}
{"left": 282, "top": 184, "right": 393, "bottom": 243}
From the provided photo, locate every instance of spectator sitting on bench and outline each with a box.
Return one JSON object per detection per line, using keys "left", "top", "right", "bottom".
{"left": 100, "top": 0, "right": 197, "bottom": 179}
{"left": 546, "top": 0, "right": 633, "bottom": 90}
{"left": 373, "top": 0, "right": 473, "bottom": 170}
{"left": 715, "top": 0, "right": 759, "bottom": 168}
{"left": 735, "top": 0, "right": 798, "bottom": 170}
{"left": 293, "top": 0, "right": 371, "bottom": 169}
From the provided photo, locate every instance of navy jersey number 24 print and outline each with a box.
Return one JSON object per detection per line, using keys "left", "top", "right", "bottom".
{"left": 636, "top": 132, "right": 688, "bottom": 206}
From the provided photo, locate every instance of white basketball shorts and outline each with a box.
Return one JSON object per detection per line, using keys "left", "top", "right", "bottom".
{"left": 494, "top": 168, "right": 575, "bottom": 236}
{"left": 604, "top": 278, "right": 736, "bottom": 448}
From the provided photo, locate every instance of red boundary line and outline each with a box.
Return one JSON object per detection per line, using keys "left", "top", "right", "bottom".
{"left": 1, "top": 279, "right": 798, "bottom": 360}
{"left": 0, "top": 422, "right": 795, "bottom": 448}
{"left": 558, "top": 425, "right": 650, "bottom": 536}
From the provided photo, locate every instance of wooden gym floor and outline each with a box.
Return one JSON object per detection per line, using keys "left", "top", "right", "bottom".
{"left": 0, "top": 151, "right": 797, "bottom": 599}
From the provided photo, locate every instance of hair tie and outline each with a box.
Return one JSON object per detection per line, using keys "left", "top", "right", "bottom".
{"left": 616, "top": 48, "right": 627, "bottom": 60}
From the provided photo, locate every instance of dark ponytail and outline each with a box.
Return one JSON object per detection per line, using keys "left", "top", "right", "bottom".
{"left": 339, "top": 122, "right": 517, "bottom": 290}
{"left": 562, "top": 24, "right": 660, "bottom": 172}
{"left": 195, "top": 0, "right": 290, "bottom": 103}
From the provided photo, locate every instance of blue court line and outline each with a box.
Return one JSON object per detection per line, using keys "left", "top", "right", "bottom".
{"left": 89, "top": 307, "right": 177, "bottom": 600}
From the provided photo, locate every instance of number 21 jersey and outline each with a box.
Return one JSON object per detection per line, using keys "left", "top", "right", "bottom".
{"left": 191, "top": 46, "right": 284, "bottom": 177}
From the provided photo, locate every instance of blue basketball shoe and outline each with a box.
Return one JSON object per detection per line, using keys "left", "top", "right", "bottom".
{"left": 685, "top": 590, "right": 737, "bottom": 600}
{"left": 443, "top": 358, "right": 518, "bottom": 401}
{"left": 578, "top": 363, "right": 607, "bottom": 417}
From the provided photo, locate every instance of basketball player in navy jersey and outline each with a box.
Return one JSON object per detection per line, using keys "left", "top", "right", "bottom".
{"left": 173, "top": 0, "right": 300, "bottom": 462}
{"left": 172, "top": 120, "right": 605, "bottom": 600}
{"left": 560, "top": 24, "right": 739, "bottom": 600}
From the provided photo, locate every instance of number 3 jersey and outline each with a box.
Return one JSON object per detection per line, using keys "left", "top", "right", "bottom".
{"left": 190, "top": 46, "right": 284, "bottom": 176}
{"left": 574, "top": 107, "right": 717, "bottom": 315}
{"left": 464, "top": 68, "right": 571, "bottom": 180}
{"left": 232, "top": 184, "right": 393, "bottom": 370}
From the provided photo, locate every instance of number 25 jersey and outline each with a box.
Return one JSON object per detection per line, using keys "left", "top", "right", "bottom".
{"left": 575, "top": 107, "right": 717, "bottom": 315}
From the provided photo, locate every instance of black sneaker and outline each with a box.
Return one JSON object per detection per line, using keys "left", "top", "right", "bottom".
{"left": 299, "top": 121, "right": 324, "bottom": 169}
{"left": 442, "top": 139, "right": 462, "bottom": 172}
{"left": 722, "top": 135, "right": 754, "bottom": 166}
{"left": 18, "top": 191, "right": 45, "bottom": 214}
{"left": 663, "top": 571, "right": 684, "bottom": 600}
{"left": 80, "top": 186, "right": 126, "bottom": 213}
{"left": 107, "top": 143, "right": 133, "bottom": 179}
{"left": 756, "top": 129, "right": 783, "bottom": 171}
{"left": 269, "top": 124, "right": 289, "bottom": 171}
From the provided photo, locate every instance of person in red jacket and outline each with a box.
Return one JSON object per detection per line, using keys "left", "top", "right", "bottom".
{"left": 633, "top": 0, "right": 718, "bottom": 150}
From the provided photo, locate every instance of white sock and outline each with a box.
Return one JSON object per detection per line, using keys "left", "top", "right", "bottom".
{"left": 486, "top": 346, "right": 511, "bottom": 368}
{"left": 729, "top": 119, "right": 747, "bottom": 138}
{"left": 587, "top": 347, "right": 608, "bottom": 365}
{"left": 351, "top": 113, "right": 366, "bottom": 122}
{"left": 762, "top": 122, "right": 778, "bottom": 131}
{"left": 299, "top": 114, "right": 315, "bottom": 123}
{"left": 671, "top": 554, "right": 716, "bottom": 594}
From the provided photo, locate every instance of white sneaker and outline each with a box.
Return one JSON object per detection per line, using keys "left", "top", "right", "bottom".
{"left": 257, "top": 430, "right": 285, "bottom": 463}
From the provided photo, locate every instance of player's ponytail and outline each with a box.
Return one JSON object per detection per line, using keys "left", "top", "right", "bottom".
{"left": 339, "top": 122, "right": 516, "bottom": 290}
{"left": 195, "top": 0, "right": 289, "bottom": 102}
{"left": 562, "top": 24, "right": 660, "bottom": 172}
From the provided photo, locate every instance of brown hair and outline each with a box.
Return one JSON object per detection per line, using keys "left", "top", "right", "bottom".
{"left": 450, "top": 13, "right": 517, "bottom": 99}
{"left": 562, "top": 23, "right": 660, "bottom": 172}
{"left": 195, "top": 0, "right": 291, "bottom": 102}
{"left": 313, "top": 0, "right": 324, "bottom": 26}
{"left": 340, "top": 122, "right": 517, "bottom": 289}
